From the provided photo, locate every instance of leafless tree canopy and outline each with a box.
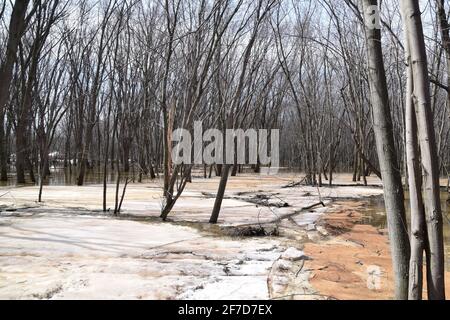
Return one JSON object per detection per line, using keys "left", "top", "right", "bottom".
{"left": 0, "top": 0, "right": 448, "bottom": 300}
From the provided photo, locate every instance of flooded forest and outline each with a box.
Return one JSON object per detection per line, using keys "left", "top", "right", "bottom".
{"left": 1, "top": 0, "right": 450, "bottom": 300}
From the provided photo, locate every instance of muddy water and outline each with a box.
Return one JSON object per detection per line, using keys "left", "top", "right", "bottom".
{"left": 0, "top": 168, "right": 146, "bottom": 187}
{"left": 360, "top": 192, "right": 450, "bottom": 271}
{"left": 0, "top": 167, "right": 225, "bottom": 186}
{"left": 0, "top": 167, "right": 296, "bottom": 187}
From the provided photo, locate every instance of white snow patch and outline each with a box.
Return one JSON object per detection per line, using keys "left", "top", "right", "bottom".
{"left": 280, "top": 247, "right": 306, "bottom": 261}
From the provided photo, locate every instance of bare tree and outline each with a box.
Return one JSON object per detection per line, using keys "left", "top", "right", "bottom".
{"left": 14, "top": 0, "right": 62, "bottom": 184}
{"left": 404, "top": 32, "right": 426, "bottom": 300}
{"left": 362, "top": 0, "right": 410, "bottom": 300}
{"left": 436, "top": 0, "right": 450, "bottom": 117}
{"left": 400, "top": 0, "right": 446, "bottom": 300}
{"left": 76, "top": 0, "right": 119, "bottom": 186}
{"left": 210, "top": 0, "right": 279, "bottom": 224}
{"left": 0, "top": 0, "right": 31, "bottom": 115}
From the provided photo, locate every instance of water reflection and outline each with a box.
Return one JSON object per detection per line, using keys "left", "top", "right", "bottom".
{"left": 361, "top": 192, "right": 450, "bottom": 271}
{"left": 0, "top": 168, "right": 152, "bottom": 186}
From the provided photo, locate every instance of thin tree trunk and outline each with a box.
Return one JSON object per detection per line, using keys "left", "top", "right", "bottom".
{"left": 0, "top": 0, "right": 30, "bottom": 115}
{"left": 210, "top": 164, "right": 230, "bottom": 224}
{"left": 103, "top": 95, "right": 112, "bottom": 212}
{"left": 352, "top": 147, "right": 358, "bottom": 182}
{"left": 0, "top": 112, "right": 8, "bottom": 181}
{"left": 401, "top": 0, "right": 445, "bottom": 300}
{"left": 15, "top": 119, "right": 27, "bottom": 184}
{"left": 114, "top": 169, "right": 120, "bottom": 215}
{"left": 117, "top": 177, "right": 129, "bottom": 213}
{"left": 38, "top": 151, "right": 48, "bottom": 203}
{"left": 436, "top": 0, "right": 450, "bottom": 118}
{"left": 405, "top": 43, "right": 426, "bottom": 299}
{"left": 363, "top": 0, "right": 410, "bottom": 300}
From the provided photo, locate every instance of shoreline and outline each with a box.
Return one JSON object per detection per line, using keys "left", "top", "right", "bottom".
{"left": 300, "top": 200, "right": 450, "bottom": 300}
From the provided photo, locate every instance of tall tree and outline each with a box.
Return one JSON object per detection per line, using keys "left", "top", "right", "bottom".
{"left": 0, "top": 1, "right": 31, "bottom": 183}
{"left": 0, "top": 0, "right": 30, "bottom": 115}
{"left": 362, "top": 0, "right": 410, "bottom": 300}
{"left": 404, "top": 34, "right": 426, "bottom": 300}
{"left": 77, "top": 0, "right": 118, "bottom": 186}
{"left": 209, "top": 0, "right": 278, "bottom": 224}
{"left": 400, "top": 0, "right": 446, "bottom": 300}
{"left": 436, "top": 0, "right": 450, "bottom": 118}
{"left": 14, "top": 0, "right": 61, "bottom": 184}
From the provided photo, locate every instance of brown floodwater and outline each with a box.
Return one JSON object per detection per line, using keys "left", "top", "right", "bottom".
{"left": 360, "top": 192, "right": 450, "bottom": 271}
{"left": 0, "top": 168, "right": 154, "bottom": 187}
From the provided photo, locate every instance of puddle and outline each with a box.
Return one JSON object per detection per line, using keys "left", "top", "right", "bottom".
{"left": 359, "top": 192, "right": 450, "bottom": 271}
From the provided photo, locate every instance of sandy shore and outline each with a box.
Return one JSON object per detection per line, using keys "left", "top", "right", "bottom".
{"left": 303, "top": 201, "right": 450, "bottom": 300}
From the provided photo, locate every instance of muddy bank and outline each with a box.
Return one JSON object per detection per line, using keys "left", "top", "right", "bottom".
{"left": 302, "top": 201, "right": 450, "bottom": 300}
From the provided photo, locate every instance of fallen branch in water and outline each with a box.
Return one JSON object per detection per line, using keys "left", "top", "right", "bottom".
{"left": 271, "top": 201, "right": 327, "bottom": 223}
{"left": 303, "top": 201, "right": 326, "bottom": 211}
{"left": 282, "top": 177, "right": 308, "bottom": 189}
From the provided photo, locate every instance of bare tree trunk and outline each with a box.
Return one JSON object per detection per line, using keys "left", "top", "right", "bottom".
{"left": 401, "top": 0, "right": 445, "bottom": 300}
{"left": 363, "top": 0, "right": 410, "bottom": 300}
{"left": 405, "top": 41, "right": 426, "bottom": 299}
{"left": 38, "top": 150, "right": 48, "bottom": 203}
{"left": 149, "top": 162, "right": 156, "bottom": 179}
{"left": 162, "top": 102, "right": 175, "bottom": 205}
{"left": 103, "top": 93, "right": 113, "bottom": 212}
{"left": 114, "top": 170, "right": 120, "bottom": 215}
{"left": 352, "top": 148, "right": 358, "bottom": 182}
{"left": 209, "top": 164, "right": 230, "bottom": 224}
{"left": 209, "top": 164, "right": 213, "bottom": 178}
{"left": 436, "top": 0, "right": 450, "bottom": 118}
{"left": 231, "top": 143, "right": 238, "bottom": 177}
{"left": 27, "top": 155, "right": 35, "bottom": 183}
{"left": 0, "top": 0, "right": 30, "bottom": 115}
{"left": 15, "top": 119, "right": 27, "bottom": 184}
{"left": 77, "top": 122, "right": 92, "bottom": 186}
{"left": 210, "top": 0, "right": 276, "bottom": 223}
{"left": 117, "top": 177, "right": 129, "bottom": 214}
{"left": 0, "top": 111, "right": 8, "bottom": 181}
